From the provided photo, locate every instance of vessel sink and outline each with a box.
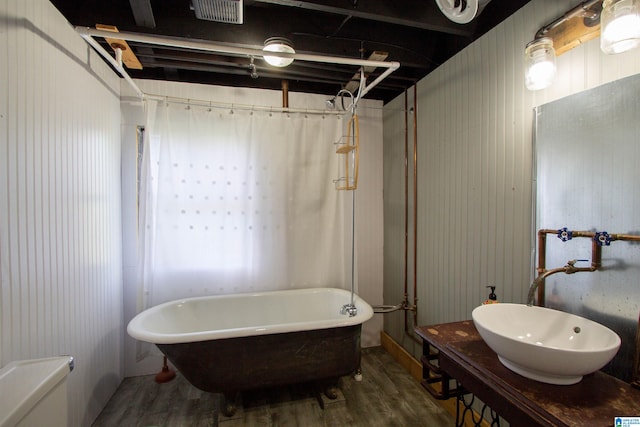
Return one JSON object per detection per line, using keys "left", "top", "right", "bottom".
{"left": 472, "top": 303, "right": 621, "bottom": 385}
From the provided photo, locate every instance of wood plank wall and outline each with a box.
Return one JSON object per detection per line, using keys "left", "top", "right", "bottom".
{"left": 382, "top": 0, "right": 640, "bottom": 358}
{"left": 0, "top": 1, "right": 123, "bottom": 425}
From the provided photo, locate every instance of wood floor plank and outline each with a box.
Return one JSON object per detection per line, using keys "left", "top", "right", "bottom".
{"left": 93, "top": 347, "right": 453, "bottom": 426}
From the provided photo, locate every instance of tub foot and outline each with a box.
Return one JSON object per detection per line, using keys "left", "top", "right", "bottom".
{"left": 353, "top": 369, "right": 363, "bottom": 382}
{"left": 321, "top": 377, "right": 341, "bottom": 400}
{"left": 324, "top": 385, "right": 339, "bottom": 400}
{"left": 317, "top": 379, "right": 346, "bottom": 409}
{"left": 220, "top": 392, "right": 240, "bottom": 417}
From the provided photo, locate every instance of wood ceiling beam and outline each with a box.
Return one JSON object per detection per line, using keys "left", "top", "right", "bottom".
{"left": 95, "top": 24, "right": 143, "bottom": 69}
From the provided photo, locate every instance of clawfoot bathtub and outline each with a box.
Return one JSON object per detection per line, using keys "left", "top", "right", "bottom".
{"left": 127, "top": 287, "right": 373, "bottom": 416}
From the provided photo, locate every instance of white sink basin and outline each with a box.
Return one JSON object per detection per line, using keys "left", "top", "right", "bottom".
{"left": 472, "top": 303, "right": 621, "bottom": 385}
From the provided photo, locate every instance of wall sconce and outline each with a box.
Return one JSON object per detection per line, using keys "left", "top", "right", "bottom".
{"left": 262, "top": 37, "right": 295, "bottom": 67}
{"left": 525, "top": 37, "right": 556, "bottom": 90}
{"left": 600, "top": 0, "right": 640, "bottom": 54}
{"left": 525, "top": 0, "right": 640, "bottom": 90}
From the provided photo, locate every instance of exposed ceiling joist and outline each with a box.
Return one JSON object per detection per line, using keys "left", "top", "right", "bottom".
{"left": 249, "top": 0, "right": 473, "bottom": 37}
{"left": 129, "top": 0, "right": 156, "bottom": 28}
{"left": 50, "top": 0, "right": 531, "bottom": 103}
{"left": 345, "top": 51, "right": 388, "bottom": 93}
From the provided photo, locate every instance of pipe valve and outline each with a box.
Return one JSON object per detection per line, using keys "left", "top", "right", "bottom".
{"left": 557, "top": 227, "right": 573, "bottom": 242}
{"left": 594, "top": 231, "right": 612, "bottom": 246}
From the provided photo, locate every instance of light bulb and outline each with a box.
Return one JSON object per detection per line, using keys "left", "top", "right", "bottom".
{"left": 601, "top": 0, "right": 640, "bottom": 54}
{"left": 262, "top": 38, "right": 295, "bottom": 67}
{"left": 524, "top": 38, "right": 556, "bottom": 91}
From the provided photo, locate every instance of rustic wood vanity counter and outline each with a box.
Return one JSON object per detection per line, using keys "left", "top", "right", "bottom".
{"left": 416, "top": 321, "right": 640, "bottom": 426}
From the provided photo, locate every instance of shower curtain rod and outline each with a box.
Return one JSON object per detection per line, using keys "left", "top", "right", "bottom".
{"left": 75, "top": 27, "right": 400, "bottom": 100}
{"left": 78, "top": 28, "right": 145, "bottom": 98}
{"left": 143, "top": 94, "right": 346, "bottom": 116}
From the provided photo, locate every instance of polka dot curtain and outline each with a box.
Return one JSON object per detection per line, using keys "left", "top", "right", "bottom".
{"left": 137, "top": 100, "right": 350, "bottom": 308}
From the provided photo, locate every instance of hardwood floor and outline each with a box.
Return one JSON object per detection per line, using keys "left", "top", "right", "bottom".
{"left": 93, "top": 346, "right": 453, "bottom": 426}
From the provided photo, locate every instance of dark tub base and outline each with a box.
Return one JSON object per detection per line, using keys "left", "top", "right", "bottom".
{"left": 220, "top": 378, "right": 344, "bottom": 417}
{"left": 157, "top": 324, "right": 362, "bottom": 415}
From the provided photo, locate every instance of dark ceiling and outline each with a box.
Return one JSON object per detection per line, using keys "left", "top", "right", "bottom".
{"left": 50, "top": 0, "right": 530, "bottom": 104}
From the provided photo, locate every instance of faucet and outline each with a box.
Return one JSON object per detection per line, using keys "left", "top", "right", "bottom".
{"left": 341, "top": 303, "right": 358, "bottom": 317}
{"left": 526, "top": 259, "right": 596, "bottom": 306}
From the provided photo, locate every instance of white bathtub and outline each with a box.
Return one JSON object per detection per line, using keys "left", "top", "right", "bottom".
{"left": 127, "top": 287, "right": 373, "bottom": 344}
{"left": 127, "top": 287, "right": 374, "bottom": 416}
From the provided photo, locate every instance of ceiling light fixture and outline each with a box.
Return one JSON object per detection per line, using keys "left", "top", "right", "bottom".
{"left": 524, "top": 37, "right": 556, "bottom": 91}
{"left": 262, "top": 37, "right": 295, "bottom": 67}
{"left": 524, "top": 0, "right": 640, "bottom": 91}
{"left": 600, "top": 0, "right": 640, "bottom": 54}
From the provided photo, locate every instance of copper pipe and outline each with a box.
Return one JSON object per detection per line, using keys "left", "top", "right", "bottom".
{"left": 611, "top": 234, "right": 640, "bottom": 242}
{"left": 381, "top": 90, "right": 418, "bottom": 343}
{"left": 592, "top": 240, "right": 602, "bottom": 269}
{"left": 536, "top": 230, "right": 547, "bottom": 304}
{"left": 281, "top": 80, "right": 289, "bottom": 108}
{"left": 403, "top": 90, "right": 409, "bottom": 308}
{"left": 402, "top": 90, "right": 412, "bottom": 341}
{"left": 396, "top": 88, "right": 420, "bottom": 345}
{"left": 634, "top": 311, "right": 640, "bottom": 389}
{"left": 402, "top": 85, "right": 420, "bottom": 346}
{"left": 534, "top": 229, "right": 640, "bottom": 306}
{"left": 412, "top": 84, "right": 418, "bottom": 326}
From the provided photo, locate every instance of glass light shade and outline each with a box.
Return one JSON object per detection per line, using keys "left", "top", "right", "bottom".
{"left": 262, "top": 38, "right": 295, "bottom": 67}
{"left": 524, "top": 38, "right": 556, "bottom": 91}
{"left": 601, "top": 0, "right": 640, "bottom": 54}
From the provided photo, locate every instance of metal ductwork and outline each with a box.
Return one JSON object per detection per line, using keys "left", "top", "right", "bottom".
{"left": 190, "top": 0, "right": 243, "bottom": 24}
{"left": 435, "top": 0, "right": 493, "bottom": 24}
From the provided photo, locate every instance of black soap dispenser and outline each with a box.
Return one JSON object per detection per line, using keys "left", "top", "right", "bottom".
{"left": 483, "top": 286, "right": 499, "bottom": 305}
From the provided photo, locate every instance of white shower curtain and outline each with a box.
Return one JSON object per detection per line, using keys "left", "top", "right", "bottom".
{"left": 137, "top": 100, "right": 349, "bottom": 309}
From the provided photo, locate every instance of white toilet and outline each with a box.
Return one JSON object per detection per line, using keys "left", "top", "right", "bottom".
{"left": 0, "top": 356, "right": 74, "bottom": 427}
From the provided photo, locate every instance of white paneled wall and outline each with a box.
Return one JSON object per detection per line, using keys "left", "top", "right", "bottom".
{"left": 383, "top": 0, "right": 640, "bottom": 355}
{"left": 0, "top": 1, "right": 123, "bottom": 426}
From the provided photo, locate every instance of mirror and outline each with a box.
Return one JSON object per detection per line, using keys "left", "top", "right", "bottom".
{"left": 534, "top": 72, "right": 640, "bottom": 382}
